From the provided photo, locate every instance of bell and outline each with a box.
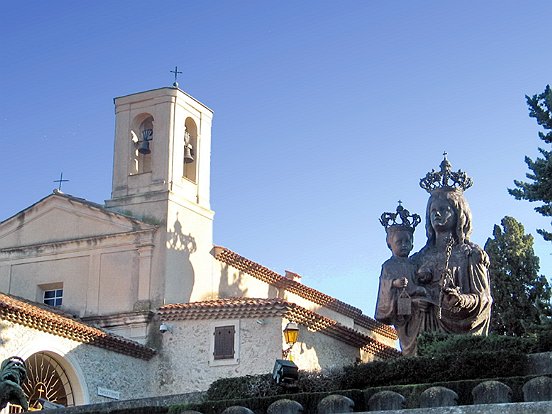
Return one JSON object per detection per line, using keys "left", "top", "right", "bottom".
{"left": 184, "top": 144, "right": 194, "bottom": 163}
{"left": 138, "top": 139, "right": 151, "bottom": 155}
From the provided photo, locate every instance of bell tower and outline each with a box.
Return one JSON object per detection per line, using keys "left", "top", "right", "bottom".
{"left": 106, "top": 86, "right": 215, "bottom": 306}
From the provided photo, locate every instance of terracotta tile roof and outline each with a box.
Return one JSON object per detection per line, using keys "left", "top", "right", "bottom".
{"left": 0, "top": 293, "right": 156, "bottom": 360}
{"left": 159, "top": 298, "right": 400, "bottom": 359}
{"left": 213, "top": 246, "right": 397, "bottom": 340}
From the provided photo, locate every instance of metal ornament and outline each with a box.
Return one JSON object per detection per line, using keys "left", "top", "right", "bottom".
{"left": 184, "top": 144, "right": 194, "bottom": 164}
{"left": 138, "top": 129, "right": 153, "bottom": 154}
{"left": 183, "top": 130, "right": 194, "bottom": 163}
{"left": 170, "top": 66, "right": 183, "bottom": 88}
{"left": 397, "top": 288, "right": 412, "bottom": 316}
{"left": 380, "top": 201, "right": 421, "bottom": 232}
{"left": 438, "top": 237, "right": 460, "bottom": 318}
{"left": 53, "top": 172, "right": 69, "bottom": 191}
{"left": 419, "top": 152, "right": 473, "bottom": 193}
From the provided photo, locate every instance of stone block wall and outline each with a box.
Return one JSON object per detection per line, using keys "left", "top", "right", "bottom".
{"left": 0, "top": 321, "right": 152, "bottom": 405}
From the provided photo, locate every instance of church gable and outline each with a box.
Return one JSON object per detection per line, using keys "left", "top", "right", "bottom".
{"left": 0, "top": 192, "right": 156, "bottom": 249}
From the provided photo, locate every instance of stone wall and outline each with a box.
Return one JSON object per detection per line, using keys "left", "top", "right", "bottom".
{"left": 0, "top": 321, "right": 152, "bottom": 405}
{"left": 291, "top": 319, "right": 365, "bottom": 368}
{"left": 153, "top": 316, "right": 282, "bottom": 395}
{"left": 153, "top": 314, "right": 366, "bottom": 395}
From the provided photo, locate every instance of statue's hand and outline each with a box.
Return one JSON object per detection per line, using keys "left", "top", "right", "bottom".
{"left": 442, "top": 289, "right": 460, "bottom": 310}
{"left": 392, "top": 277, "right": 408, "bottom": 288}
{"left": 416, "top": 271, "right": 432, "bottom": 284}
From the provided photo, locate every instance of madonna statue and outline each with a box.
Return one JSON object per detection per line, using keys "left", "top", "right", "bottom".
{"left": 413, "top": 155, "right": 492, "bottom": 336}
{"left": 375, "top": 155, "right": 492, "bottom": 355}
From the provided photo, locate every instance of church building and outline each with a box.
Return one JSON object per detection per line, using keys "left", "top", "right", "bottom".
{"left": 0, "top": 85, "right": 398, "bottom": 410}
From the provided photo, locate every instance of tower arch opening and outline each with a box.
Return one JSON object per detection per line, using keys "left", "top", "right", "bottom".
{"left": 130, "top": 113, "right": 154, "bottom": 174}
{"left": 183, "top": 117, "right": 198, "bottom": 182}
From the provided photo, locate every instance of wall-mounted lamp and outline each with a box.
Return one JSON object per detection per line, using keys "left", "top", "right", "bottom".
{"left": 282, "top": 322, "right": 299, "bottom": 360}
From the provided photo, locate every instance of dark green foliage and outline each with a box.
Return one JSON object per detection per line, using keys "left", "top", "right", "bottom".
{"left": 509, "top": 85, "right": 552, "bottom": 241}
{"left": 196, "top": 333, "right": 552, "bottom": 406}
{"left": 484, "top": 216, "right": 551, "bottom": 335}
{"left": 418, "top": 332, "right": 536, "bottom": 356}
{"left": 206, "top": 371, "right": 345, "bottom": 402}
{"left": 530, "top": 318, "right": 552, "bottom": 352}
{"left": 418, "top": 331, "right": 552, "bottom": 355}
{"left": 206, "top": 374, "right": 279, "bottom": 400}
{"left": 169, "top": 375, "right": 547, "bottom": 413}
{"left": 204, "top": 350, "right": 527, "bottom": 402}
{"left": 340, "top": 351, "right": 527, "bottom": 390}
{"left": 417, "top": 332, "right": 536, "bottom": 355}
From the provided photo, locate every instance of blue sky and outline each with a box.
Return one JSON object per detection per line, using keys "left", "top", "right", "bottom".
{"left": 1, "top": 1, "right": 551, "bottom": 316}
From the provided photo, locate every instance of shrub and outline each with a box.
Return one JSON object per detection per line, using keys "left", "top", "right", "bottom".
{"left": 417, "top": 332, "right": 536, "bottom": 356}
{"left": 340, "top": 351, "right": 527, "bottom": 389}
{"left": 203, "top": 332, "right": 548, "bottom": 402}
{"left": 206, "top": 374, "right": 280, "bottom": 400}
{"left": 206, "top": 370, "right": 345, "bottom": 402}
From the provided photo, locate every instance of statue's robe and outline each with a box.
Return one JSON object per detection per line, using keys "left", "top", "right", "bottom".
{"left": 375, "top": 256, "right": 435, "bottom": 356}
{"left": 413, "top": 242, "right": 492, "bottom": 336}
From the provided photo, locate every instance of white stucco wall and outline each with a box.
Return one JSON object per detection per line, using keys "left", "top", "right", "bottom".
{"left": 284, "top": 319, "right": 363, "bottom": 371}
{"left": 0, "top": 239, "right": 142, "bottom": 318}
{"left": 0, "top": 320, "right": 153, "bottom": 405}
{"left": 214, "top": 261, "right": 276, "bottom": 299}
{"left": 154, "top": 317, "right": 282, "bottom": 395}
{"left": 153, "top": 315, "right": 373, "bottom": 396}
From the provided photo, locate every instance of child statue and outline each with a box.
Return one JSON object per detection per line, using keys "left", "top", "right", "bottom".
{"left": 375, "top": 202, "right": 430, "bottom": 355}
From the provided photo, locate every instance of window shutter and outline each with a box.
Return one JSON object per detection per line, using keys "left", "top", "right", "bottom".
{"left": 214, "top": 325, "right": 235, "bottom": 360}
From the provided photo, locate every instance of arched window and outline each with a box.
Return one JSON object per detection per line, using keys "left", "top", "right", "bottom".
{"left": 14, "top": 352, "right": 75, "bottom": 411}
{"left": 183, "top": 117, "right": 198, "bottom": 182}
{"left": 130, "top": 114, "right": 154, "bottom": 174}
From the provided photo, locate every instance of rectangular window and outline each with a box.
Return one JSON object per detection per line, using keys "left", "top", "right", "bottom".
{"left": 43, "top": 288, "right": 63, "bottom": 307}
{"left": 214, "top": 325, "right": 235, "bottom": 360}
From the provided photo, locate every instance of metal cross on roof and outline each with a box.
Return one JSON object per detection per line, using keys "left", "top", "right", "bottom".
{"left": 170, "top": 66, "right": 182, "bottom": 88}
{"left": 53, "top": 172, "right": 69, "bottom": 191}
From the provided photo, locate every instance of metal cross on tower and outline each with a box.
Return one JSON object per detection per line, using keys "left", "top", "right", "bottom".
{"left": 53, "top": 172, "right": 69, "bottom": 191}
{"left": 170, "top": 66, "right": 182, "bottom": 88}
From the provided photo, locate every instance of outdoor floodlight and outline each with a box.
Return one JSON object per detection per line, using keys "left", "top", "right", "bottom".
{"left": 272, "top": 358, "right": 298, "bottom": 384}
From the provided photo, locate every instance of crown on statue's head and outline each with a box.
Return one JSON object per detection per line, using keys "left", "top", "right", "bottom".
{"left": 419, "top": 153, "right": 473, "bottom": 193}
{"left": 380, "top": 202, "right": 421, "bottom": 233}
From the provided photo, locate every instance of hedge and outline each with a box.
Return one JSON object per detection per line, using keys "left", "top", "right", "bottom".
{"left": 339, "top": 350, "right": 527, "bottom": 389}
{"left": 194, "top": 332, "right": 552, "bottom": 403}
{"left": 416, "top": 332, "right": 542, "bottom": 356}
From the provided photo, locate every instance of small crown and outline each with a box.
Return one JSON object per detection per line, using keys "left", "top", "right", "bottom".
{"left": 380, "top": 201, "right": 421, "bottom": 232}
{"left": 419, "top": 152, "right": 473, "bottom": 193}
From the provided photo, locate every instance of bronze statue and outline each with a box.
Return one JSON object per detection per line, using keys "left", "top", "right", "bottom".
{"left": 375, "top": 202, "right": 431, "bottom": 355}
{"left": 0, "top": 356, "right": 29, "bottom": 411}
{"left": 375, "top": 155, "right": 492, "bottom": 355}
{"left": 414, "top": 155, "right": 492, "bottom": 335}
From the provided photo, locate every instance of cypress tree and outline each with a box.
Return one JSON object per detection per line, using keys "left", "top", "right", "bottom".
{"left": 509, "top": 85, "right": 552, "bottom": 241}
{"left": 485, "top": 216, "right": 551, "bottom": 336}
